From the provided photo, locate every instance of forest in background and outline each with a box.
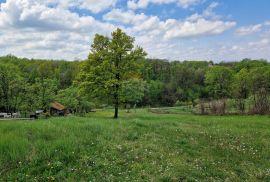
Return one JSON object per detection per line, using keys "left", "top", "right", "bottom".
{"left": 0, "top": 54, "right": 270, "bottom": 116}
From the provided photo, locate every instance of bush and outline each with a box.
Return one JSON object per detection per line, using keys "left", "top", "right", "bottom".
{"left": 175, "top": 100, "right": 193, "bottom": 107}
{"left": 210, "top": 100, "right": 226, "bottom": 115}
{"left": 250, "top": 89, "right": 270, "bottom": 115}
{"left": 197, "top": 99, "right": 227, "bottom": 115}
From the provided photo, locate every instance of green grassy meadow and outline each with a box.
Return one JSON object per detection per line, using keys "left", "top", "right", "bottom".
{"left": 0, "top": 109, "right": 270, "bottom": 181}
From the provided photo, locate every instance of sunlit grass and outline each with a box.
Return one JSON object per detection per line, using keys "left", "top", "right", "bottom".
{"left": 0, "top": 109, "right": 270, "bottom": 181}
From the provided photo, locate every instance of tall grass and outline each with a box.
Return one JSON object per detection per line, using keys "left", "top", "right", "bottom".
{"left": 0, "top": 109, "right": 270, "bottom": 181}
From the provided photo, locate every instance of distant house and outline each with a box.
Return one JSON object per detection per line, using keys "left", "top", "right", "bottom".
{"left": 50, "top": 102, "right": 67, "bottom": 116}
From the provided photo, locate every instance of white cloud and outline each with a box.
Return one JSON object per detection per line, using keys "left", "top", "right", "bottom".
{"left": 164, "top": 19, "right": 236, "bottom": 39}
{"left": 236, "top": 24, "right": 262, "bottom": 36}
{"left": 104, "top": 8, "right": 236, "bottom": 39}
{"left": 207, "top": 37, "right": 270, "bottom": 61}
{"left": 0, "top": 0, "right": 116, "bottom": 31}
{"left": 0, "top": 0, "right": 237, "bottom": 61}
{"left": 178, "top": 2, "right": 220, "bottom": 21}
{"left": 201, "top": 2, "right": 220, "bottom": 19}
{"left": 36, "top": 0, "right": 117, "bottom": 13}
{"left": 0, "top": 0, "right": 269, "bottom": 62}
{"left": 103, "top": 6, "right": 237, "bottom": 61}
{"left": 230, "top": 45, "right": 241, "bottom": 51}
{"left": 264, "top": 21, "right": 270, "bottom": 26}
{"left": 0, "top": 0, "right": 116, "bottom": 60}
{"left": 248, "top": 38, "right": 269, "bottom": 49}
{"left": 103, "top": 9, "right": 147, "bottom": 25}
{"left": 74, "top": 0, "right": 117, "bottom": 14}
{"left": 127, "top": 0, "right": 201, "bottom": 10}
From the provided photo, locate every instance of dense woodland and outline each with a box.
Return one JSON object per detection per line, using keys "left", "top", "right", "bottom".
{"left": 1, "top": 54, "right": 269, "bottom": 116}
{"left": 0, "top": 29, "right": 269, "bottom": 117}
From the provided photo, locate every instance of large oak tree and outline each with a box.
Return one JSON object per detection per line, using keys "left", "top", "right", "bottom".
{"left": 79, "top": 29, "right": 146, "bottom": 118}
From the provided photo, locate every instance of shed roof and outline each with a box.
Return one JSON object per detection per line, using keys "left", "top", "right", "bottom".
{"left": 51, "top": 102, "right": 65, "bottom": 111}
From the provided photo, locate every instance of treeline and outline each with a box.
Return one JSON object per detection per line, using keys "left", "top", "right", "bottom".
{"left": 0, "top": 55, "right": 269, "bottom": 115}
{"left": 0, "top": 55, "right": 81, "bottom": 115}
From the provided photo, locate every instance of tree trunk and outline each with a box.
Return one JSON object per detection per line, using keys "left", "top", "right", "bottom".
{"left": 114, "top": 52, "right": 121, "bottom": 119}
{"left": 114, "top": 77, "right": 119, "bottom": 119}
{"left": 114, "top": 73, "right": 120, "bottom": 119}
{"left": 237, "top": 98, "right": 245, "bottom": 113}
{"left": 114, "top": 103, "right": 118, "bottom": 119}
{"left": 114, "top": 86, "right": 119, "bottom": 118}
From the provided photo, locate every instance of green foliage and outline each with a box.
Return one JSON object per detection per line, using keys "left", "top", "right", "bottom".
{"left": 250, "top": 66, "right": 270, "bottom": 93}
{"left": 234, "top": 59, "right": 268, "bottom": 72}
{"left": 0, "top": 56, "right": 81, "bottom": 114}
{"left": 35, "top": 78, "right": 58, "bottom": 110}
{"left": 120, "top": 79, "right": 147, "bottom": 104}
{"left": 0, "top": 55, "right": 269, "bottom": 115}
{"left": 205, "top": 66, "right": 233, "bottom": 99}
{"left": 55, "top": 86, "right": 79, "bottom": 112}
{"left": 249, "top": 66, "right": 270, "bottom": 114}
{"left": 145, "top": 80, "right": 164, "bottom": 106}
{"left": 232, "top": 68, "right": 251, "bottom": 112}
{"left": 78, "top": 28, "right": 146, "bottom": 118}
{"left": 233, "top": 68, "right": 250, "bottom": 98}
{"left": 0, "top": 64, "right": 24, "bottom": 113}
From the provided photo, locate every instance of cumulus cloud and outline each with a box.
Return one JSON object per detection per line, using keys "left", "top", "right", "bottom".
{"left": 77, "top": 0, "right": 117, "bottom": 13}
{"left": 236, "top": 24, "right": 262, "bottom": 36}
{"left": 164, "top": 19, "right": 235, "bottom": 39}
{"left": 264, "top": 21, "right": 270, "bottom": 26}
{"left": 186, "top": 2, "right": 220, "bottom": 22}
{"left": 0, "top": 0, "right": 269, "bottom": 61}
{"left": 0, "top": 0, "right": 116, "bottom": 60}
{"left": 248, "top": 38, "right": 269, "bottom": 49}
{"left": 127, "top": 0, "right": 201, "bottom": 10}
{"left": 103, "top": 4, "right": 237, "bottom": 60}
{"left": 208, "top": 37, "right": 270, "bottom": 62}
{"left": 230, "top": 45, "right": 242, "bottom": 51}
{"left": 34, "top": 0, "right": 117, "bottom": 13}
{"left": 0, "top": 0, "right": 237, "bottom": 60}
{"left": 104, "top": 6, "right": 236, "bottom": 40}
{"left": 0, "top": 0, "right": 116, "bottom": 31}
{"left": 103, "top": 9, "right": 147, "bottom": 25}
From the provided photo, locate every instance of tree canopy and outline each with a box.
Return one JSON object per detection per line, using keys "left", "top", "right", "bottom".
{"left": 78, "top": 28, "right": 146, "bottom": 118}
{"left": 0, "top": 48, "right": 270, "bottom": 116}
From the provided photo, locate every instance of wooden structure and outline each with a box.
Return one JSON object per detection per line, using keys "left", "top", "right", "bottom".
{"left": 50, "top": 102, "right": 67, "bottom": 116}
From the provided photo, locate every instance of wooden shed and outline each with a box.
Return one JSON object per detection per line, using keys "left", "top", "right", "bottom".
{"left": 50, "top": 102, "right": 67, "bottom": 116}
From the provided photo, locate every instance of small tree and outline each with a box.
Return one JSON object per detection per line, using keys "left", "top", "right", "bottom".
{"left": 79, "top": 28, "right": 146, "bottom": 118}
{"left": 146, "top": 80, "right": 164, "bottom": 106}
{"left": 0, "top": 64, "right": 24, "bottom": 113}
{"left": 233, "top": 68, "right": 250, "bottom": 113}
{"left": 205, "top": 66, "right": 233, "bottom": 99}
{"left": 55, "top": 86, "right": 79, "bottom": 113}
{"left": 205, "top": 66, "right": 233, "bottom": 114}
{"left": 26, "top": 78, "right": 58, "bottom": 112}
{"left": 250, "top": 66, "right": 270, "bottom": 114}
{"left": 40, "top": 79, "right": 58, "bottom": 110}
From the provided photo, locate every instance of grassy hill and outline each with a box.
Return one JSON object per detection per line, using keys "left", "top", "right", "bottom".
{"left": 1, "top": 109, "right": 270, "bottom": 181}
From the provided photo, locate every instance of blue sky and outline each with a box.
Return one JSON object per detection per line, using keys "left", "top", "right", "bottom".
{"left": 0, "top": 0, "right": 269, "bottom": 61}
